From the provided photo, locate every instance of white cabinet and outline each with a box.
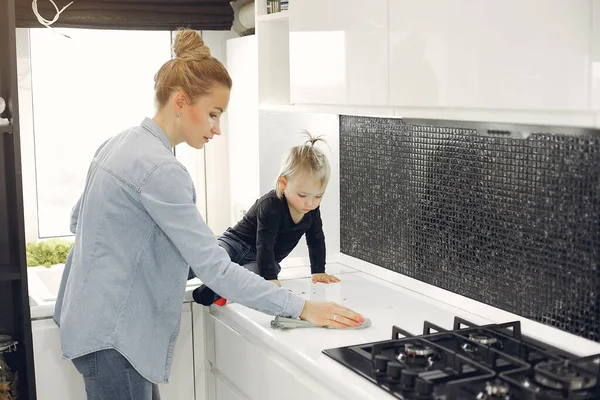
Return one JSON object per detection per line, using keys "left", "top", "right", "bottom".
{"left": 592, "top": 3, "right": 600, "bottom": 112}
{"left": 289, "top": 0, "right": 389, "bottom": 106}
{"left": 160, "top": 304, "right": 195, "bottom": 400}
{"left": 285, "top": 0, "right": 599, "bottom": 120}
{"left": 204, "top": 313, "right": 340, "bottom": 400}
{"left": 192, "top": 303, "right": 209, "bottom": 400}
{"left": 32, "top": 303, "right": 195, "bottom": 400}
{"left": 32, "top": 319, "right": 86, "bottom": 400}
{"left": 389, "top": 0, "right": 593, "bottom": 111}
{"left": 209, "top": 372, "right": 243, "bottom": 400}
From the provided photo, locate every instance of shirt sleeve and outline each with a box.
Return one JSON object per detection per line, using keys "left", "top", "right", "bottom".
{"left": 69, "top": 197, "right": 82, "bottom": 234}
{"left": 255, "top": 199, "right": 283, "bottom": 280}
{"left": 139, "top": 162, "right": 305, "bottom": 318}
{"left": 306, "top": 207, "right": 326, "bottom": 274}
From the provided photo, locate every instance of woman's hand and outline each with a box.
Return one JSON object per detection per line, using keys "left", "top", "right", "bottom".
{"left": 312, "top": 273, "right": 341, "bottom": 284}
{"left": 268, "top": 279, "right": 281, "bottom": 287}
{"left": 299, "top": 301, "right": 364, "bottom": 328}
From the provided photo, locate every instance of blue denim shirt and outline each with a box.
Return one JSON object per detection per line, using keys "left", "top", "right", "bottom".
{"left": 53, "top": 118, "right": 305, "bottom": 384}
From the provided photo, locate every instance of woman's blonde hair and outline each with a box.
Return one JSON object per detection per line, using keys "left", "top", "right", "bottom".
{"left": 275, "top": 131, "right": 331, "bottom": 198}
{"left": 154, "top": 28, "right": 232, "bottom": 108}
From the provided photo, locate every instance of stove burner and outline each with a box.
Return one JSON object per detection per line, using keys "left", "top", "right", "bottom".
{"left": 461, "top": 341, "right": 480, "bottom": 354}
{"left": 404, "top": 344, "right": 435, "bottom": 357}
{"left": 485, "top": 380, "right": 510, "bottom": 396}
{"left": 476, "top": 380, "right": 511, "bottom": 399}
{"left": 469, "top": 334, "right": 498, "bottom": 346}
{"left": 534, "top": 360, "right": 598, "bottom": 391}
{"left": 395, "top": 344, "right": 437, "bottom": 372}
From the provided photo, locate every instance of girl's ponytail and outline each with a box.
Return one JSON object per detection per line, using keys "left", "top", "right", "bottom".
{"left": 275, "top": 131, "right": 331, "bottom": 198}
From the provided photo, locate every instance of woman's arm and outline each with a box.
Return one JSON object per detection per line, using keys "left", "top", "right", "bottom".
{"left": 140, "top": 162, "right": 303, "bottom": 318}
{"left": 141, "top": 163, "right": 360, "bottom": 327}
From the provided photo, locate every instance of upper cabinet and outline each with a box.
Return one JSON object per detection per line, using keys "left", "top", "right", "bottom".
{"left": 289, "top": 0, "right": 389, "bottom": 106}
{"left": 285, "top": 0, "right": 599, "bottom": 117}
{"left": 592, "top": 2, "right": 600, "bottom": 112}
{"left": 389, "top": 0, "right": 594, "bottom": 110}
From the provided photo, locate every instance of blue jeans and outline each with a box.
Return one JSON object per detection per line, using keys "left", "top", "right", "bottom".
{"left": 72, "top": 349, "right": 160, "bottom": 400}
{"left": 218, "top": 231, "right": 258, "bottom": 273}
{"left": 189, "top": 231, "right": 283, "bottom": 305}
{"left": 188, "top": 231, "right": 281, "bottom": 280}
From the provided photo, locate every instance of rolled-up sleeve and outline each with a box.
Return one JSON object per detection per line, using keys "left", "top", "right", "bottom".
{"left": 139, "top": 162, "right": 305, "bottom": 318}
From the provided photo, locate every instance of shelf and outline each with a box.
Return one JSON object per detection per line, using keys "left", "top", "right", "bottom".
{"left": 258, "top": 102, "right": 397, "bottom": 117}
{"left": 0, "top": 272, "right": 21, "bottom": 282}
{"left": 256, "top": 10, "right": 289, "bottom": 23}
{"left": 257, "top": 13, "right": 290, "bottom": 104}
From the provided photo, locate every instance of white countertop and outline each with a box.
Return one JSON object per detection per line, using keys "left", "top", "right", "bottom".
{"left": 207, "top": 263, "right": 494, "bottom": 400}
{"left": 28, "top": 261, "right": 491, "bottom": 399}
{"left": 30, "top": 258, "right": 600, "bottom": 400}
{"left": 203, "top": 259, "right": 600, "bottom": 400}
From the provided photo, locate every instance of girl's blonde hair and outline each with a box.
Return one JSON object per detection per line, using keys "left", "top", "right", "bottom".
{"left": 275, "top": 131, "right": 331, "bottom": 198}
{"left": 154, "top": 28, "right": 232, "bottom": 108}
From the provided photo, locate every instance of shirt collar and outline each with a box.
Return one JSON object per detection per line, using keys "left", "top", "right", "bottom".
{"left": 141, "top": 117, "right": 172, "bottom": 151}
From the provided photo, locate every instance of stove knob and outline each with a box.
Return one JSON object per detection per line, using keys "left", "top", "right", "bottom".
{"left": 386, "top": 362, "right": 402, "bottom": 380}
{"left": 401, "top": 369, "right": 417, "bottom": 390}
{"left": 374, "top": 355, "right": 389, "bottom": 372}
{"left": 415, "top": 378, "right": 434, "bottom": 398}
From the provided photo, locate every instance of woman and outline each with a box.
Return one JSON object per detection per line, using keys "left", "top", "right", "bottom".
{"left": 53, "top": 29, "right": 363, "bottom": 400}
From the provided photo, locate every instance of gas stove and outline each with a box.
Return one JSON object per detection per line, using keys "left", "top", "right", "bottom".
{"left": 322, "top": 317, "right": 600, "bottom": 399}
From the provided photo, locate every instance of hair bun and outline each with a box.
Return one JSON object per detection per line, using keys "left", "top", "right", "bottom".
{"left": 173, "top": 29, "right": 211, "bottom": 61}
{"left": 301, "top": 129, "right": 325, "bottom": 147}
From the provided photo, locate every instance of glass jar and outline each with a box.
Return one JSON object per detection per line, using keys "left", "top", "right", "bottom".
{"left": 0, "top": 335, "right": 18, "bottom": 400}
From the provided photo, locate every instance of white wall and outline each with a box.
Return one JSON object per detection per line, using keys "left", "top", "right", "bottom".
{"left": 176, "top": 29, "right": 240, "bottom": 235}
{"left": 258, "top": 111, "right": 340, "bottom": 260}
{"left": 227, "top": 36, "right": 341, "bottom": 263}
{"left": 201, "top": 30, "right": 238, "bottom": 235}
{"left": 226, "top": 35, "right": 260, "bottom": 224}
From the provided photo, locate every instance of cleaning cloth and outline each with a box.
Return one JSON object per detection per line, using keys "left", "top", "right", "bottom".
{"left": 270, "top": 316, "right": 372, "bottom": 330}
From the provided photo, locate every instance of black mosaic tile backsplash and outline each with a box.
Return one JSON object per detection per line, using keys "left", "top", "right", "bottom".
{"left": 340, "top": 115, "right": 600, "bottom": 342}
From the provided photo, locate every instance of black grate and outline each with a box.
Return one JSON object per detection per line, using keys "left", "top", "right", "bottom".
{"left": 340, "top": 115, "right": 600, "bottom": 342}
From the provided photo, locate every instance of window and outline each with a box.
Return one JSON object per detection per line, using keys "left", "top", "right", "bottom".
{"left": 22, "top": 28, "right": 172, "bottom": 239}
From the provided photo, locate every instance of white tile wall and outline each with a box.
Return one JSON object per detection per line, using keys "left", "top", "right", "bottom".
{"left": 258, "top": 110, "right": 340, "bottom": 260}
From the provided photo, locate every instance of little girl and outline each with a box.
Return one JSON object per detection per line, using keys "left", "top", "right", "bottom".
{"left": 193, "top": 132, "right": 340, "bottom": 306}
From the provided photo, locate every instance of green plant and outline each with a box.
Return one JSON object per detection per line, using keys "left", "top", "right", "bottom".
{"left": 26, "top": 239, "right": 74, "bottom": 267}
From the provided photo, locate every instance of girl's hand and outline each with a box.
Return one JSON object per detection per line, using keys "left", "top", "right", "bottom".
{"left": 299, "top": 301, "right": 364, "bottom": 328}
{"left": 268, "top": 279, "right": 282, "bottom": 287}
{"left": 312, "top": 273, "right": 341, "bottom": 284}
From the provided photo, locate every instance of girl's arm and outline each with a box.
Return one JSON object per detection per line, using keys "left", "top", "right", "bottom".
{"left": 306, "top": 208, "right": 341, "bottom": 284}
{"left": 256, "top": 200, "right": 283, "bottom": 280}
{"left": 306, "top": 207, "right": 326, "bottom": 274}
